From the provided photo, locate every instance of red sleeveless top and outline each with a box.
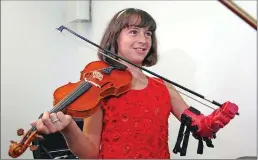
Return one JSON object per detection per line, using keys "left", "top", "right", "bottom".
{"left": 98, "top": 76, "right": 172, "bottom": 159}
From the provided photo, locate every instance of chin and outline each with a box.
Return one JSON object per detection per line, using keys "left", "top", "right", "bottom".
{"left": 123, "top": 54, "right": 146, "bottom": 65}
{"left": 130, "top": 59, "right": 144, "bottom": 65}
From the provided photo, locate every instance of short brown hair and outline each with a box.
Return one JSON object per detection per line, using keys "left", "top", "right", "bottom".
{"left": 97, "top": 8, "right": 158, "bottom": 67}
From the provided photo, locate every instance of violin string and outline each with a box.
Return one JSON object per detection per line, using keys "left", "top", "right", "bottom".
{"left": 56, "top": 30, "right": 215, "bottom": 111}
{"left": 51, "top": 72, "right": 104, "bottom": 114}
{"left": 20, "top": 126, "right": 37, "bottom": 144}
{"left": 50, "top": 77, "right": 94, "bottom": 114}
{"left": 53, "top": 82, "right": 87, "bottom": 113}
{"left": 51, "top": 80, "right": 90, "bottom": 113}
{"left": 24, "top": 72, "right": 101, "bottom": 144}
{"left": 53, "top": 81, "right": 88, "bottom": 113}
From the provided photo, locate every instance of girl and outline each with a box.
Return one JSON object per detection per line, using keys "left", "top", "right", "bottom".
{"left": 32, "top": 8, "right": 239, "bottom": 159}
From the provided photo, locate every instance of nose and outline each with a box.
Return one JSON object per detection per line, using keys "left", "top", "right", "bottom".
{"left": 137, "top": 31, "right": 147, "bottom": 43}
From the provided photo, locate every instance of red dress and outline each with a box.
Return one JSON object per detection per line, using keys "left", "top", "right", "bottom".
{"left": 98, "top": 76, "right": 172, "bottom": 159}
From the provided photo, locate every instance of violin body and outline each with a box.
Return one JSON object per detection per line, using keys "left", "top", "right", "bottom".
{"left": 53, "top": 60, "right": 132, "bottom": 118}
{"left": 8, "top": 60, "right": 132, "bottom": 158}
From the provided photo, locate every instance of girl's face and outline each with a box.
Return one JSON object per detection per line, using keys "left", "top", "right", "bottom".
{"left": 117, "top": 25, "right": 152, "bottom": 66}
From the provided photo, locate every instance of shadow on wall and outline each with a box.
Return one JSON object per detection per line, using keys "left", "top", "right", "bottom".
{"left": 148, "top": 48, "right": 199, "bottom": 107}
{"left": 153, "top": 48, "right": 197, "bottom": 92}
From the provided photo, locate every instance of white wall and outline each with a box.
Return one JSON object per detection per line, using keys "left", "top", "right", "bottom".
{"left": 1, "top": 1, "right": 257, "bottom": 159}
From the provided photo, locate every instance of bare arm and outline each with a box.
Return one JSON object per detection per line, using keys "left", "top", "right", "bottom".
{"left": 164, "top": 81, "right": 189, "bottom": 121}
{"left": 61, "top": 106, "right": 103, "bottom": 159}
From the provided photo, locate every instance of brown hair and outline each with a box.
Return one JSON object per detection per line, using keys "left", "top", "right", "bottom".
{"left": 97, "top": 8, "right": 158, "bottom": 67}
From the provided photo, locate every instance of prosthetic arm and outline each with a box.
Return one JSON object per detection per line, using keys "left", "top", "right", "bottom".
{"left": 173, "top": 101, "right": 239, "bottom": 156}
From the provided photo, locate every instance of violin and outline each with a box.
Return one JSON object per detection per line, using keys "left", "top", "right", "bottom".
{"left": 8, "top": 25, "right": 239, "bottom": 158}
{"left": 8, "top": 60, "right": 132, "bottom": 158}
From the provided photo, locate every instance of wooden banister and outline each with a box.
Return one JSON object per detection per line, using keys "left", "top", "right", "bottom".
{"left": 218, "top": 0, "right": 257, "bottom": 30}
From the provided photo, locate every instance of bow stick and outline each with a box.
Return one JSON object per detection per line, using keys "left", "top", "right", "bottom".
{"left": 56, "top": 25, "right": 239, "bottom": 115}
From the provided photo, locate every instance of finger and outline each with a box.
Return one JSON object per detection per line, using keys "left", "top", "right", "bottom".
{"left": 30, "top": 120, "right": 37, "bottom": 127}
{"left": 41, "top": 112, "right": 57, "bottom": 133}
{"left": 56, "top": 111, "right": 66, "bottom": 123}
{"left": 57, "top": 111, "right": 72, "bottom": 127}
{"left": 49, "top": 113, "right": 62, "bottom": 131}
{"left": 36, "top": 119, "right": 50, "bottom": 134}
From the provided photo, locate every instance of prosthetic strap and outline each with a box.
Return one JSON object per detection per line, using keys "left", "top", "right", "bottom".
{"left": 172, "top": 106, "right": 215, "bottom": 156}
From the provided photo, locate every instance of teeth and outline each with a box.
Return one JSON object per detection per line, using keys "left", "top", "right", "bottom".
{"left": 135, "top": 48, "right": 144, "bottom": 51}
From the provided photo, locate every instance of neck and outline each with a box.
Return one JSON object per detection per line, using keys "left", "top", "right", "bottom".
{"left": 127, "top": 64, "right": 144, "bottom": 77}
{"left": 126, "top": 63, "right": 148, "bottom": 90}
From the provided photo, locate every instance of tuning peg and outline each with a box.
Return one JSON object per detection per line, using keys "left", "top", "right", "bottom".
{"left": 10, "top": 140, "right": 16, "bottom": 143}
{"left": 17, "top": 129, "right": 24, "bottom": 136}
{"left": 29, "top": 145, "right": 38, "bottom": 151}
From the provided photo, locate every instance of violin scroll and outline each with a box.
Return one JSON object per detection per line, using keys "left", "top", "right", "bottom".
{"left": 9, "top": 141, "right": 24, "bottom": 158}
{"left": 9, "top": 128, "right": 39, "bottom": 158}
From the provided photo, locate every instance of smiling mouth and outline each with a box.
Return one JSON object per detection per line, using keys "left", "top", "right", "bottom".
{"left": 133, "top": 48, "right": 146, "bottom": 52}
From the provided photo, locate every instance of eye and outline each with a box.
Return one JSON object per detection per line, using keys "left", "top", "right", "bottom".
{"left": 146, "top": 31, "right": 152, "bottom": 37}
{"left": 129, "top": 29, "right": 137, "bottom": 35}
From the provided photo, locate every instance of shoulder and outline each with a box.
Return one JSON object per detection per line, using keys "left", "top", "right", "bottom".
{"left": 147, "top": 76, "right": 171, "bottom": 94}
{"left": 148, "top": 76, "right": 168, "bottom": 89}
{"left": 149, "top": 76, "right": 164, "bottom": 83}
{"left": 148, "top": 76, "right": 177, "bottom": 96}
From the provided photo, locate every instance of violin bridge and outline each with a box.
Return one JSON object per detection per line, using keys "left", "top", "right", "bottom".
{"left": 84, "top": 78, "right": 101, "bottom": 88}
{"left": 92, "top": 70, "right": 103, "bottom": 81}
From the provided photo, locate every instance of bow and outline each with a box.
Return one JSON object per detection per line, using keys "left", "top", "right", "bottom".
{"left": 56, "top": 25, "right": 240, "bottom": 115}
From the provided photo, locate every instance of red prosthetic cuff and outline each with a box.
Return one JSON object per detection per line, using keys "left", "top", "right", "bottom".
{"left": 182, "top": 101, "right": 239, "bottom": 138}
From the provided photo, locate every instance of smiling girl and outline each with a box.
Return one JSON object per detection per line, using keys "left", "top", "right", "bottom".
{"left": 31, "top": 8, "right": 239, "bottom": 159}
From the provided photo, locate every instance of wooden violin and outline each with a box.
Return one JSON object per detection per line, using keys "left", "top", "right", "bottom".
{"left": 8, "top": 60, "right": 132, "bottom": 158}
